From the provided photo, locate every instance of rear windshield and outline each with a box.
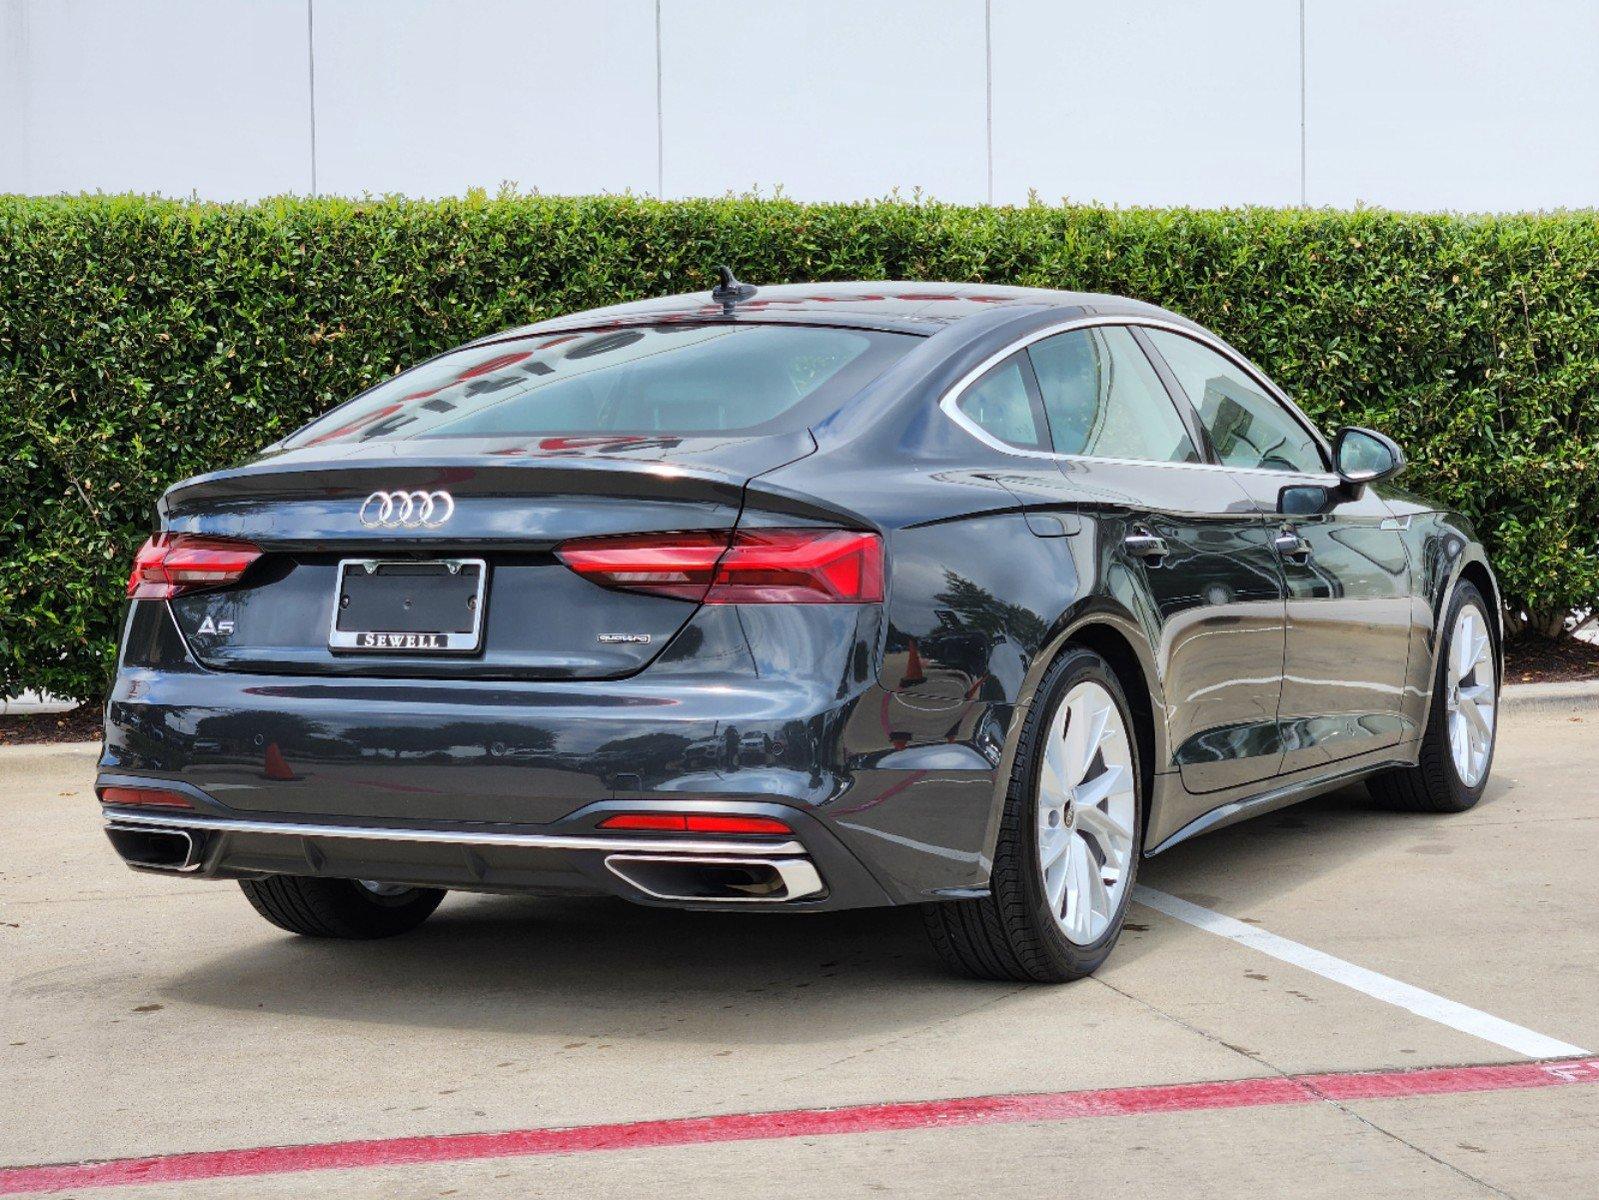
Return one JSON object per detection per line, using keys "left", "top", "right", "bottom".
{"left": 283, "top": 323, "right": 917, "bottom": 447}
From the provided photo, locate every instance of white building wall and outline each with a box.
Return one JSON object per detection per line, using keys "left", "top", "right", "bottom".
{"left": 1305, "top": 0, "right": 1599, "bottom": 211}
{"left": 313, "top": 0, "right": 658, "bottom": 198}
{"left": 4, "top": 0, "right": 312, "bottom": 198}
{"left": 992, "top": 0, "right": 1302, "bottom": 207}
{"left": 661, "top": 0, "right": 989, "bottom": 203}
{"left": 2, "top": 0, "right": 1595, "bottom": 212}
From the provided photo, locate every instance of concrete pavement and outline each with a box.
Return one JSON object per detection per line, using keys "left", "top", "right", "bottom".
{"left": 2, "top": 702, "right": 1596, "bottom": 1198}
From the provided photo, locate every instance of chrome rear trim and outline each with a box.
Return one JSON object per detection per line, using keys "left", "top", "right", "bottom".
{"left": 604, "top": 854, "right": 826, "bottom": 903}
{"left": 104, "top": 823, "right": 202, "bottom": 872}
{"left": 101, "top": 809, "right": 806, "bottom": 858}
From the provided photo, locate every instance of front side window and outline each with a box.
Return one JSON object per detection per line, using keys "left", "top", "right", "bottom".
{"left": 1146, "top": 330, "right": 1325, "bottom": 474}
{"left": 283, "top": 323, "right": 917, "bottom": 447}
{"left": 1028, "top": 326, "right": 1199, "bottom": 464}
{"left": 954, "top": 353, "right": 1047, "bottom": 450}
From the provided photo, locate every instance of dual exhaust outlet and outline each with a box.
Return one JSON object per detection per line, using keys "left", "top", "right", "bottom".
{"left": 104, "top": 823, "right": 202, "bottom": 872}
{"left": 603, "top": 854, "right": 824, "bottom": 903}
{"left": 103, "top": 816, "right": 826, "bottom": 902}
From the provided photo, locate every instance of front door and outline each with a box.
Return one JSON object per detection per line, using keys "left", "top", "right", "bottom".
{"left": 1141, "top": 327, "right": 1412, "bottom": 777}
{"left": 1225, "top": 472, "right": 1413, "bottom": 772}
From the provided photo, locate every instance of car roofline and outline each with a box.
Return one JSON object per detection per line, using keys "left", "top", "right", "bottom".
{"left": 468, "top": 282, "right": 1189, "bottom": 345}
{"left": 465, "top": 312, "right": 940, "bottom": 348}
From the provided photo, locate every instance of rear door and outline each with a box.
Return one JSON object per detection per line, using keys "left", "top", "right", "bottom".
{"left": 1024, "top": 324, "right": 1289, "bottom": 797}
{"left": 1143, "top": 328, "right": 1413, "bottom": 773}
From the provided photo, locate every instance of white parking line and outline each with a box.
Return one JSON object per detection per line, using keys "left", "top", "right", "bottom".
{"left": 1132, "top": 885, "right": 1589, "bottom": 1060}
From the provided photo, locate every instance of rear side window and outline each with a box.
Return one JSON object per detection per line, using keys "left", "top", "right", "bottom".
{"left": 954, "top": 353, "right": 1047, "bottom": 450}
{"left": 283, "top": 324, "right": 916, "bottom": 447}
{"left": 1027, "top": 326, "right": 1199, "bottom": 464}
{"left": 1145, "top": 329, "right": 1325, "bottom": 474}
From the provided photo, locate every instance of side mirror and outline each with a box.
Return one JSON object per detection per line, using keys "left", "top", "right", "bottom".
{"left": 1333, "top": 426, "right": 1406, "bottom": 486}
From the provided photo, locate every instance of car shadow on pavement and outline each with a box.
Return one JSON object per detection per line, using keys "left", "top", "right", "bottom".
{"left": 1113, "top": 776, "right": 1514, "bottom": 968}
{"left": 157, "top": 893, "right": 1004, "bottom": 1044}
{"left": 158, "top": 778, "right": 1512, "bottom": 1034}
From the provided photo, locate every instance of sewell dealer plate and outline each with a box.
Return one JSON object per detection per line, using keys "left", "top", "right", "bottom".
{"left": 328, "top": 559, "right": 487, "bottom": 653}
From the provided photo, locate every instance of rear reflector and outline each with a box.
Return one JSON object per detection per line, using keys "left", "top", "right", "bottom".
{"left": 99, "top": 786, "right": 193, "bottom": 809}
{"left": 557, "top": 529, "right": 883, "bottom": 604}
{"left": 127, "top": 534, "right": 262, "bottom": 600}
{"left": 598, "top": 813, "right": 793, "bottom": 835}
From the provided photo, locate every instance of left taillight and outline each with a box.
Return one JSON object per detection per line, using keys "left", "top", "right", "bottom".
{"left": 98, "top": 785, "right": 193, "bottom": 809}
{"left": 126, "top": 534, "right": 263, "bottom": 600}
{"left": 556, "top": 528, "right": 884, "bottom": 604}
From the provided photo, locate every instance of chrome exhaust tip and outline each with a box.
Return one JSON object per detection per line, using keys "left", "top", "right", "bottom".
{"left": 104, "top": 823, "right": 201, "bottom": 872}
{"left": 604, "top": 854, "right": 825, "bottom": 903}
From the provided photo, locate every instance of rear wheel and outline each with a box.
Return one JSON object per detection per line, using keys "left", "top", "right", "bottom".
{"left": 922, "top": 648, "right": 1142, "bottom": 982}
{"left": 1368, "top": 582, "right": 1497, "bottom": 813}
{"left": 239, "top": 875, "right": 446, "bottom": 939}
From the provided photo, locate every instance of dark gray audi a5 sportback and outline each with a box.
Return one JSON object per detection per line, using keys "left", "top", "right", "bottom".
{"left": 98, "top": 278, "right": 1501, "bottom": 982}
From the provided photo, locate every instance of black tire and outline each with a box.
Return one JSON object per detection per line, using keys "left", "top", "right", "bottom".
{"left": 1367, "top": 581, "right": 1497, "bottom": 813}
{"left": 921, "top": 648, "right": 1144, "bottom": 983}
{"left": 238, "top": 875, "right": 446, "bottom": 939}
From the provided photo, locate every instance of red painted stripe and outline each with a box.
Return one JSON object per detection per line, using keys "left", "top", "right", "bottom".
{"left": 3, "top": 1058, "right": 1595, "bottom": 1195}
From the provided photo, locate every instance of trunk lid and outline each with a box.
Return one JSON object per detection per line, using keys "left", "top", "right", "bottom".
{"left": 158, "top": 432, "right": 814, "bottom": 679}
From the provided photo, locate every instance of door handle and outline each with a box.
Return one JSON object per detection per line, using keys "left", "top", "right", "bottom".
{"left": 1123, "top": 529, "right": 1170, "bottom": 565}
{"left": 1274, "top": 528, "right": 1313, "bottom": 564}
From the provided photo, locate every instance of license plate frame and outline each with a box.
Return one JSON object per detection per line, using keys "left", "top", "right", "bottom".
{"left": 328, "top": 558, "right": 488, "bottom": 654}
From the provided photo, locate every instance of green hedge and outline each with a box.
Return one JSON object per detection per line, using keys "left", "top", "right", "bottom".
{"left": 3, "top": 193, "right": 1597, "bottom": 702}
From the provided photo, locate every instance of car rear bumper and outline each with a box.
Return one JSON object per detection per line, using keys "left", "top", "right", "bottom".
{"left": 96, "top": 779, "right": 892, "bottom": 910}
{"left": 101, "top": 608, "right": 1006, "bottom": 907}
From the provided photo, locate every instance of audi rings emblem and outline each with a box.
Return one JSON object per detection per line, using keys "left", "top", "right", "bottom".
{"left": 358, "top": 490, "right": 455, "bottom": 529}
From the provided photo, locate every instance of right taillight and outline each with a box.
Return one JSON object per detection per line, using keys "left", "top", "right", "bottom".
{"left": 557, "top": 529, "right": 884, "bottom": 604}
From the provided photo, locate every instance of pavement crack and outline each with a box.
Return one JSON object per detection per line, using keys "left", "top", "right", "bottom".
{"left": 773, "top": 983, "right": 1031, "bottom": 1088}
{"left": 1296, "top": 1079, "right": 1520, "bottom": 1200}
{"left": 7, "top": 889, "right": 209, "bottom": 908}
{"left": 1091, "top": 973, "right": 1293, "bottom": 1077}
{"left": 1094, "top": 977, "right": 1518, "bottom": 1198}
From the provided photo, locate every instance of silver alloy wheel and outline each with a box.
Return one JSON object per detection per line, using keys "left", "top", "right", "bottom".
{"left": 356, "top": 879, "right": 412, "bottom": 898}
{"left": 1446, "top": 605, "right": 1496, "bottom": 787}
{"left": 1036, "top": 680, "right": 1137, "bottom": 945}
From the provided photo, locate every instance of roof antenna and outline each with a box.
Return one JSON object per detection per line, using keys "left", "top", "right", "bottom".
{"left": 710, "top": 265, "right": 758, "bottom": 313}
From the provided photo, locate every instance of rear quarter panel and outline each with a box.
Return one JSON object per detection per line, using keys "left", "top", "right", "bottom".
{"left": 1377, "top": 484, "right": 1501, "bottom": 730}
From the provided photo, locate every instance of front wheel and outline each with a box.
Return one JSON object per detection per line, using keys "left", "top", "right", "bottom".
{"left": 239, "top": 875, "right": 446, "bottom": 939}
{"left": 922, "top": 648, "right": 1143, "bottom": 982}
{"left": 1368, "top": 581, "right": 1498, "bottom": 813}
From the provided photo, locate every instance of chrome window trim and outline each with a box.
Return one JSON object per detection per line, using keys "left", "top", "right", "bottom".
{"left": 938, "top": 314, "right": 1336, "bottom": 481}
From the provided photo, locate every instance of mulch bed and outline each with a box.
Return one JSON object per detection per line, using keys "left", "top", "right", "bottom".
{"left": 0, "top": 706, "right": 103, "bottom": 747}
{"left": 1504, "top": 634, "right": 1599, "bottom": 685}
{"left": 4, "top": 636, "right": 1596, "bottom": 746}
